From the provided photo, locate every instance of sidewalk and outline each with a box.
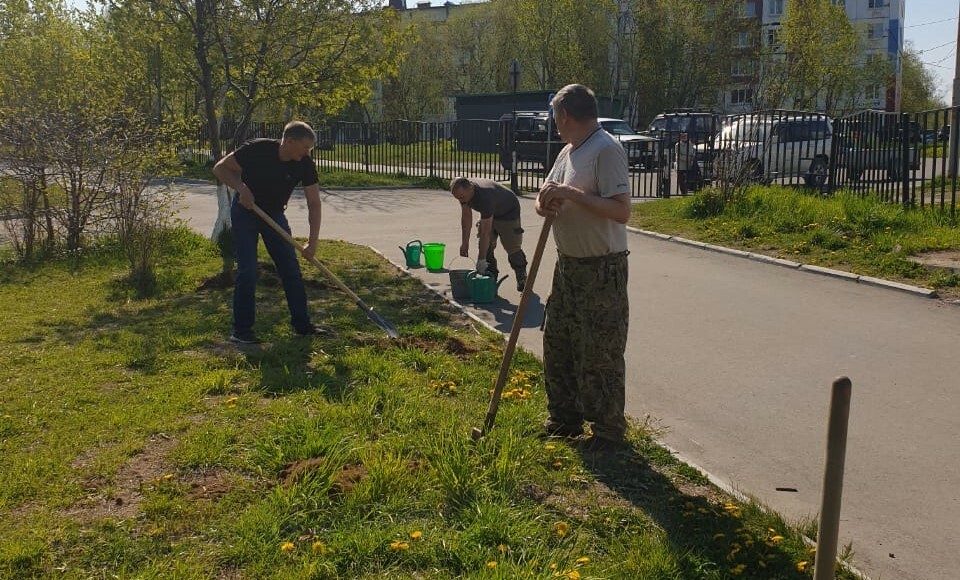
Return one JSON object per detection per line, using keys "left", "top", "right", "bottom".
{"left": 175, "top": 183, "right": 959, "bottom": 580}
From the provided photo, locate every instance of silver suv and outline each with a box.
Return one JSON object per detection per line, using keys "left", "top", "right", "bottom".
{"left": 711, "top": 112, "right": 832, "bottom": 187}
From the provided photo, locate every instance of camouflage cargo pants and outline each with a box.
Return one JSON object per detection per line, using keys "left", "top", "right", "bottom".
{"left": 543, "top": 251, "right": 629, "bottom": 441}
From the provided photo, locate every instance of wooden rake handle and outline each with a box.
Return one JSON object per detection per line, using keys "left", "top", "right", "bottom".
{"left": 476, "top": 215, "right": 554, "bottom": 437}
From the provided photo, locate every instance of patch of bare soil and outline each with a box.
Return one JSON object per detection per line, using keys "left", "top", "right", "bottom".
{"left": 908, "top": 250, "right": 960, "bottom": 302}
{"left": 280, "top": 458, "right": 370, "bottom": 496}
{"left": 184, "top": 470, "right": 236, "bottom": 501}
{"left": 197, "top": 270, "right": 233, "bottom": 291}
{"left": 908, "top": 250, "right": 960, "bottom": 272}
{"left": 65, "top": 434, "right": 177, "bottom": 522}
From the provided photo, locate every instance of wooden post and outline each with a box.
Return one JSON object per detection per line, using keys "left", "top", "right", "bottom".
{"left": 814, "top": 376, "right": 853, "bottom": 580}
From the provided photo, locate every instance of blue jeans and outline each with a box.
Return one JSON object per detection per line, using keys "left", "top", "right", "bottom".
{"left": 231, "top": 200, "right": 312, "bottom": 335}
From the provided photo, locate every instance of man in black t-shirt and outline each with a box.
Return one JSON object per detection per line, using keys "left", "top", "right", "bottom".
{"left": 450, "top": 177, "right": 528, "bottom": 292}
{"left": 213, "top": 121, "right": 327, "bottom": 344}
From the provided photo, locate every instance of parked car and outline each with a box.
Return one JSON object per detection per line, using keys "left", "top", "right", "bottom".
{"left": 497, "top": 111, "right": 561, "bottom": 171}
{"left": 644, "top": 110, "right": 722, "bottom": 152}
{"left": 598, "top": 117, "right": 659, "bottom": 169}
{"left": 842, "top": 143, "right": 920, "bottom": 181}
{"left": 711, "top": 112, "right": 832, "bottom": 187}
{"left": 939, "top": 124, "right": 951, "bottom": 142}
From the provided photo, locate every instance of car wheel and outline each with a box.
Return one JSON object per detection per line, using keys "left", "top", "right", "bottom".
{"left": 887, "top": 160, "right": 902, "bottom": 182}
{"left": 804, "top": 158, "right": 828, "bottom": 187}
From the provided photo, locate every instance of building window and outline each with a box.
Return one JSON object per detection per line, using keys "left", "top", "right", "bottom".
{"left": 868, "top": 0, "right": 887, "bottom": 8}
{"left": 737, "top": 1, "right": 756, "bottom": 18}
{"left": 732, "top": 59, "right": 753, "bottom": 76}
{"left": 735, "top": 31, "right": 750, "bottom": 48}
{"left": 768, "top": 0, "right": 783, "bottom": 15}
{"left": 767, "top": 27, "right": 780, "bottom": 48}
{"left": 867, "top": 23, "right": 884, "bottom": 38}
{"left": 731, "top": 88, "right": 753, "bottom": 104}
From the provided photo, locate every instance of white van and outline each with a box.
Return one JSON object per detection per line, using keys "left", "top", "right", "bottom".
{"left": 712, "top": 113, "right": 832, "bottom": 187}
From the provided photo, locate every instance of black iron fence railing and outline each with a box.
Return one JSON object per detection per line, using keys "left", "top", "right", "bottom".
{"left": 184, "top": 108, "right": 960, "bottom": 215}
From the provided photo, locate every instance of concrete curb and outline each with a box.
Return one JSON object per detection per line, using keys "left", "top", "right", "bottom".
{"left": 627, "top": 226, "right": 938, "bottom": 299}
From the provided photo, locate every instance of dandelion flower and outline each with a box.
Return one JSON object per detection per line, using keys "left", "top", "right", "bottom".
{"left": 280, "top": 542, "right": 295, "bottom": 553}
{"left": 312, "top": 541, "right": 326, "bottom": 554}
{"left": 162, "top": 473, "right": 174, "bottom": 480}
{"left": 796, "top": 560, "right": 809, "bottom": 572}
{"left": 555, "top": 522, "right": 569, "bottom": 537}
{"left": 729, "top": 563, "right": 746, "bottom": 575}
{"left": 566, "top": 571, "right": 581, "bottom": 580}
{"left": 497, "top": 544, "right": 508, "bottom": 553}
{"left": 553, "top": 460, "right": 564, "bottom": 468}
{"left": 544, "top": 444, "right": 556, "bottom": 451}
{"left": 575, "top": 556, "right": 590, "bottom": 564}
{"left": 410, "top": 530, "right": 422, "bottom": 540}
{"left": 226, "top": 396, "right": 239, "bottom": 404}
{"left": 486, "top": 561, "right": 497, "bottom": 568}
{"left": 389, "top": 541, "right": 409, "bottom": 551}
{"left": 770, "top": 535, "right": 784, "bottom": 543}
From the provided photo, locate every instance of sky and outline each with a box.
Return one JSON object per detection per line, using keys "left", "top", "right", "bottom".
{"left": 904, "top": 0, "right": 959, "bottom": 104}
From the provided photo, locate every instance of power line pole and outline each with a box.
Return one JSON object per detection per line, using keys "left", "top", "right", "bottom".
{"left": 949, "top": 1, "right": 960, "bottom": 178}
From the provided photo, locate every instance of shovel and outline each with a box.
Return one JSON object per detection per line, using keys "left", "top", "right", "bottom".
{"left": 249, "top": 203, "right": 399, "bottom": 339}
{"left": 472, "top": 216, "right": 554, "bottom": 439}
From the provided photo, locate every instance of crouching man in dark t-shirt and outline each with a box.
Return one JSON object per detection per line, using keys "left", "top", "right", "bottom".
{"left": 213, "top": 120, "right": 329, "bottom": 344}
{"left": 450, "top": 176, "right": 528, "bottom": 292}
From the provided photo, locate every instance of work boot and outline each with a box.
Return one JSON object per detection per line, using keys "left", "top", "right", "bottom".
{"left": 514, "top": 268, "right": 527, "bottom": 292}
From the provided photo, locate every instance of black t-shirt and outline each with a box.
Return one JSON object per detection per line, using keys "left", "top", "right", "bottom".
{"left": 466, "top": 178, "right": 520, "bottom": 220}
{"left": 233, "top": 138, "right": 319, "bottom": 212}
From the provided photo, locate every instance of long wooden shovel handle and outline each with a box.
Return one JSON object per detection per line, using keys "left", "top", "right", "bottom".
{"left": 248, "top": 203, "right": 399, "bottom": 338}
{"left": 477, "top": 215, "right": 554, "bottom": 437}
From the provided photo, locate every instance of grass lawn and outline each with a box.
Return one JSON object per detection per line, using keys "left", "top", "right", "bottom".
{"left": 629, "top": 185, "right": 960, "bottom": 299}
{"left": 0, "top": 230, "right": 852, "bottom": 579}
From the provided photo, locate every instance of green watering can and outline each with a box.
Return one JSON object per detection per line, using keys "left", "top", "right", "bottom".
{"left": 399, "top": 239, "right": 423, "bottom": 268}
{"left": 466, "top": 270, "right": 508, "bottom": 304}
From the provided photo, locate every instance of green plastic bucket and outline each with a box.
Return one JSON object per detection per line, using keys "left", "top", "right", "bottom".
{"left": 422, "top": 243, "right": 446, "bottom": 271}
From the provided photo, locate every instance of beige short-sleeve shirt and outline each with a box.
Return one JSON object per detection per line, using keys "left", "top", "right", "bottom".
{"left": 546, "top": 127, "right": 629, "bottom": 258}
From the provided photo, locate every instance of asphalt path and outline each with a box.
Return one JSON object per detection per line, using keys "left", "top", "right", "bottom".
{"left": 174, "top": 182, "right": 958, "bottom": 580}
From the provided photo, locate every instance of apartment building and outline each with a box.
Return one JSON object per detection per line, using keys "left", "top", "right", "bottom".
{"left": 758, "top": 0, "right": 904, "bottom": 112}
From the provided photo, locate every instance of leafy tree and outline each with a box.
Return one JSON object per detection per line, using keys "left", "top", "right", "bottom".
{"left": 901, "top": 42, "right": 947, "bottom": 113}
{"left": 444, "top": 2, "right": 511, "bottom": 95}
{"left": 494, "top": 0, "right": 614, "bottom": 91}
{"left": 382, "top": 21, "right": 454, "bottom": 120}
{"left": 626, "top": 0, "right": 741, "bottom": 124}
{"left": 0, "top": 0, "right": 177, "bottom": 284}
{"left": 776, "top": 0, "right": 868, "bottom": 114}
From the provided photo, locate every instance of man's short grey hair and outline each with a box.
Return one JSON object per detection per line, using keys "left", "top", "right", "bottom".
{"left": 450, "top": 176, "right": 472, "bottom": 193}
{"left": 551, "top": 84, "right": 598, "bottom": 122}
{"left": 283, "top": 120, "right": 316, "bottom": 143}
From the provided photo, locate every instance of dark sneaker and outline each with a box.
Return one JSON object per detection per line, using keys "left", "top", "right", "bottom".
{"left": 229, "top": 332, "right": 262, "bottom": 345}
{"left": 515, "top": 270, "right": 527, "bottom": 292}
{"left": 577, "top": 435, "right": 627, "bottom": 453}
{"left": 295, "top": 324, "right": 335, "bottom": 337}
{"left": 543, "top": 419, "right": 584, "bottom": 439}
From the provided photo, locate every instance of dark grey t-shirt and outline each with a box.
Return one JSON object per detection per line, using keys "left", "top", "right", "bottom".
{"left": 466, "top": 178, "right": 520, "bottom": 221}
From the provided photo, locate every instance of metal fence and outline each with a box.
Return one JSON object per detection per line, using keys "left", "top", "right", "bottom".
{"left": 186, "top": 108, "right": 960, "bottom": 215}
